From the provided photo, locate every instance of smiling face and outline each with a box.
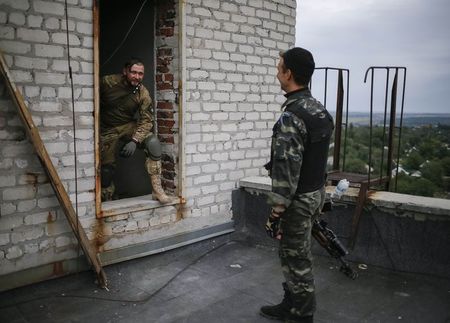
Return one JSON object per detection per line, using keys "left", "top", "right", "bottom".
{"left": 123, "top": 63, "right": 144, "bottom": 87}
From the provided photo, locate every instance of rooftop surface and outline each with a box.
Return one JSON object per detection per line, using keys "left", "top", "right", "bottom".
{"left": 1, "top": 234, "right": 449, "bottom": 323}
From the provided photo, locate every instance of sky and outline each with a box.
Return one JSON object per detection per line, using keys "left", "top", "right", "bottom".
{"left": 295, "top": 0, "right": 450, "bottom": 114}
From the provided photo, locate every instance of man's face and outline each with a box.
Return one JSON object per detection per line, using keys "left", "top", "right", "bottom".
{"left": 276, "top": 57, "right": 290, "bottom": 92}
{"left": 123, "top": 63, "right": 144, "bottom": 87}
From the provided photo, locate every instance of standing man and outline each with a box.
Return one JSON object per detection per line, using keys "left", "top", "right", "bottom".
{"left": 261, "top": 48, "right": 334, "bottom": 323}
{"left": 100, "top": 58, "right": 170, "bottom": 204}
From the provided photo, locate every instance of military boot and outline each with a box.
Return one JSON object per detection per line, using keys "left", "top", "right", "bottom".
{"left": 150, "top": 174, "right": 171, "bottom": 204}
{"left": 146, "top": 159, "right": 171, "bottom": 204}
{"left": 260, "top": 283, "right": 292, "bottom": 321}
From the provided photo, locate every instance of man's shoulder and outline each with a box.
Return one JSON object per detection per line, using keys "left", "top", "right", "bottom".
{"left": 292, "top": 96, "right": 325, "bottom": 116}
{"left": 101, "top": 74, "right": 122, "bottom": 87}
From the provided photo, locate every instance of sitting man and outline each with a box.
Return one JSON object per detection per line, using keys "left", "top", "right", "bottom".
{"left": 100, "top": 58, "right": 170, "bottom": 204}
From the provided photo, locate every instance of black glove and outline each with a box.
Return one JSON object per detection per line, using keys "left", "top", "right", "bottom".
{"left": 265, "top": 209, "right": 282, "bottom": 239}
{"left": 120, "top": 140, "right": 137, "bottom": 157}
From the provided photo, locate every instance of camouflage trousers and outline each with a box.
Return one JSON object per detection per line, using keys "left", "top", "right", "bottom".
{"left": 100, "top": 122, "right": 161, "bottom": 201}
{"left": 279, "top": 187, "right": 325, "bottom": 318}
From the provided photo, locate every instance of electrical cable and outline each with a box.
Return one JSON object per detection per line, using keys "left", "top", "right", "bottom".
{"left": 101, "top": 0, "right": 149, "bottom": 68}
{"left": 0, "top": 240, "right": 232, "bottom": 309}
{"left": 64, "top": 0, "right": 81, "bottom": 272}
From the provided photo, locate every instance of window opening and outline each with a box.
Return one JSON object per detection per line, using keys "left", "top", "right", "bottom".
{"left": 95, "top": 0, "right": 179, "bottom": 217}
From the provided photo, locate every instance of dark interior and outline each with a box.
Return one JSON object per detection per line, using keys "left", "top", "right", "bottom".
{"left": 99, "top": 0, "right": 156, "bottom": 199}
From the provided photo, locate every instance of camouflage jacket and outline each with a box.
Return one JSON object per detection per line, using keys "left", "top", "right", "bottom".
{"left": 268, "top": 88, "right": 330, "bottom": 208}
{"left": 100, "top": 74, "right": 153, "bottom": 143}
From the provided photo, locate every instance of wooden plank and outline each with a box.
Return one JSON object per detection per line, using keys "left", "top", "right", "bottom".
{"left": 93, "top": 0, "right": 102, "bottom": 217}
{"left": 0, "top": 50, "right": 107, "bottom": 288}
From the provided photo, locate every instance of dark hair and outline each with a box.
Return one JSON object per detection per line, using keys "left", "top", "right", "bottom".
{"left": 280, "top": 47, "right": 315, "bottom": 86}
{"left": 124, "top": 57, "right": 144, "bottom": 70}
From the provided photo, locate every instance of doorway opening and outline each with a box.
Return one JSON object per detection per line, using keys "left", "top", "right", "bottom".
{"left": 94, "top": 0, "right": 181, "bottom": 217}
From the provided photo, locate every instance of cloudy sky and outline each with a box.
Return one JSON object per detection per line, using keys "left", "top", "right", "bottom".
{"left": 295, "top": 0, "right": 450, "bottom": 114}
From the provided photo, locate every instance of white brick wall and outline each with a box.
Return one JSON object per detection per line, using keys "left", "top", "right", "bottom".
{"left": 0, "top": 0, "right": 98, "bottom": 276}
{"left": 0, "top": 0, "right": 297, "bottom": 281}
{"left": 184, "top": 0, "right": 295, "bottom": 218}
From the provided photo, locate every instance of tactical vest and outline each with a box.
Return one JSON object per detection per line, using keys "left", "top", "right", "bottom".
{"left": 285, "top": 98, "right": 334, "bottom": 194}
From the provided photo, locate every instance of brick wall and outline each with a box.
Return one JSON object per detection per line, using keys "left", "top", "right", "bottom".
{"left": 0, "top": 0, "right": 95, "bottom": 275}
{"left": 183, "top": 0, "right": 296, "bottom": 217}
{"left": 0, "top": 0, "right": 297, "bottom": 282}
{"left": 155, "top": 0, "right": 178, "bottom": 193}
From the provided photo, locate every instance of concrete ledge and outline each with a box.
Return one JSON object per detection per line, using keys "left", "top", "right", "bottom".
{"left": 239, "top": 176, "right": 450, "bottom": 221}
{"left": 236, "top": 176, "right": 450, "bottom": 278}
{"left": 101, "top": 194, "right": 179, "bottom": 217}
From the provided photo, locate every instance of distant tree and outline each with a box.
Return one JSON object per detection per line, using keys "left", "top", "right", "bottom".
{"left": 421, "top": 160, "right": 444, "bottom": 187}
{"left": 402, "top": 150, "right": 425, "bottom": 171}
{"left": 442, "top": 157, "right": 450, "bottom": 176}
{"left": 395, "top": 174, "right": 438, "bottom": 197}
{"left": 344, "top": 158, "right": 367, "bottom": 174}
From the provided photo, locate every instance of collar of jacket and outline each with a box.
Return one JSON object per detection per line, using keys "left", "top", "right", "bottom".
{"left": 281, "top": 87, "right": 312, "bottom": 110}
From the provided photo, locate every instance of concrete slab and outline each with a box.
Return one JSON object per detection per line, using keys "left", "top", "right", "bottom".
{"left": 0, "top": 235, "right": 449, "bottom": 323}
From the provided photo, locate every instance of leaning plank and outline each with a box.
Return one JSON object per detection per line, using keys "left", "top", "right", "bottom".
{"left": 0, "top": 50, "right": 107, "bottom": 288}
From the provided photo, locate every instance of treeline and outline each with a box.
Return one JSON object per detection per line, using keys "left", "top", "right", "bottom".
{"left": 332, "top": 123, "right": 450, "bottom": 199}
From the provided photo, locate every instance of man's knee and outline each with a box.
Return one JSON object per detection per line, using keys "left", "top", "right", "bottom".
{"left": 143, "top": 134, "right": 162, "bottom": 161}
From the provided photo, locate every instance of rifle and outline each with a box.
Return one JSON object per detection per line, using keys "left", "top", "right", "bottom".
{"left": 312, "top": 202, "right": 358, "bottom": 279}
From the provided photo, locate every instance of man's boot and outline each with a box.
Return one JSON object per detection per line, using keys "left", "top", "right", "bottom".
{"left": 146, "top": 159, "right": 171, "bottom": 204}
{"left": 260, "top": 283, "right": 292, "bottom": 321}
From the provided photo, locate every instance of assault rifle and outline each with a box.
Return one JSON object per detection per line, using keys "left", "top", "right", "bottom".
{"left": 313, "top": 202, "right": 358, "bottom": 279}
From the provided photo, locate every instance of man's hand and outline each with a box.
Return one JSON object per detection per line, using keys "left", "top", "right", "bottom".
{"left": 120, "top": 140, "right": 137, "bottom": 157}
{"left": 265, "top": 206, "right": 285, "bottom": 240}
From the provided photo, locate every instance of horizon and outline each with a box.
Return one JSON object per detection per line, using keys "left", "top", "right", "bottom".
{"left": 296, "top": 0, "right": 450, "bottom": 114}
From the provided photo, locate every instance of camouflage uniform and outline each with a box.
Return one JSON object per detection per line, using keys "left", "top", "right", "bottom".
{"left": 100, "top": 74, "right": 158, "bottom": 201}
{"left": 268, "top": 88, "right": 333, "bottom": 320}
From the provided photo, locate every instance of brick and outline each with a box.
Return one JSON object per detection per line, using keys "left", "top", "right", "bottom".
{"left": 31, "top": 101, "right": 62, "bottom": 112}
{"left": 44, "top": 17, "right": 60, "bottom": 29}
{"left": 38, "top": 196, "right": 59, "bottom": 208}
{"left": 17, "top": 28, "right": 49, "bottom": 43}
{"left": 76, "top": 22, "right": 93, "bottom": 35}
{"left": 15, "top": 56, "right": 48, "bottom": 70}
{"left": 0, "top": 202, "right": 16, "bottom": 216}
{"left": 11, "top": 226, "right": 44, "bottom": 243}
{"left": 24, "top": 243, "right": 39, "bottom": 254}
{"left": 27, "top": 15, "right": 43, "bottom": 28}
{"left": 0, "top": 40, "right": 31, "bottom": 54}
{"left": 68, "top": 7, "right": 92, "bottom": 21}
{"left": 34, "top": 0, "right": 65, "bottom": 16}
{"left": 55, "top": 236, "right": 71, "bottom": 248}
{"left": 6, "top": 246, "right": 23, "bottom": 259}
{"left": 9, "top": 12, "right": 27, "bottom": 26}
{"left": 51, "top": 33, "right": 80, "bottom": 46}
{"left": 0, "top": 174, "right": 15, "bottom": 187}
{"left": 197, "top": 195, "right": 215, "bottom": 206}
{"left": 40, "top": 87, "right": 56, "bottom": 98}
{"left": 17, "top": 199, "right": 37, "bottom": 212}
{"left": 35, "top": 44, "right": 64, "bottom": 58}
{"left": 0, "top": 233, "right": 10, "bottom": 246}
{"left": 3, "top": 186, "right": 36, "bottom": 201}
{"left": 2, "top": 0, "right": 30, "bottom": 10}
{"left": 193, "top": 7, "right": 212, "bottom": 17}
{"left": 24, "top": 211, "right": 56, "bottom": 225}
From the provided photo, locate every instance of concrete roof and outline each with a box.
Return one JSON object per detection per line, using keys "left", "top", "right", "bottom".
{"left": 0, "top": 234, "right": 449, "bottom": 323}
